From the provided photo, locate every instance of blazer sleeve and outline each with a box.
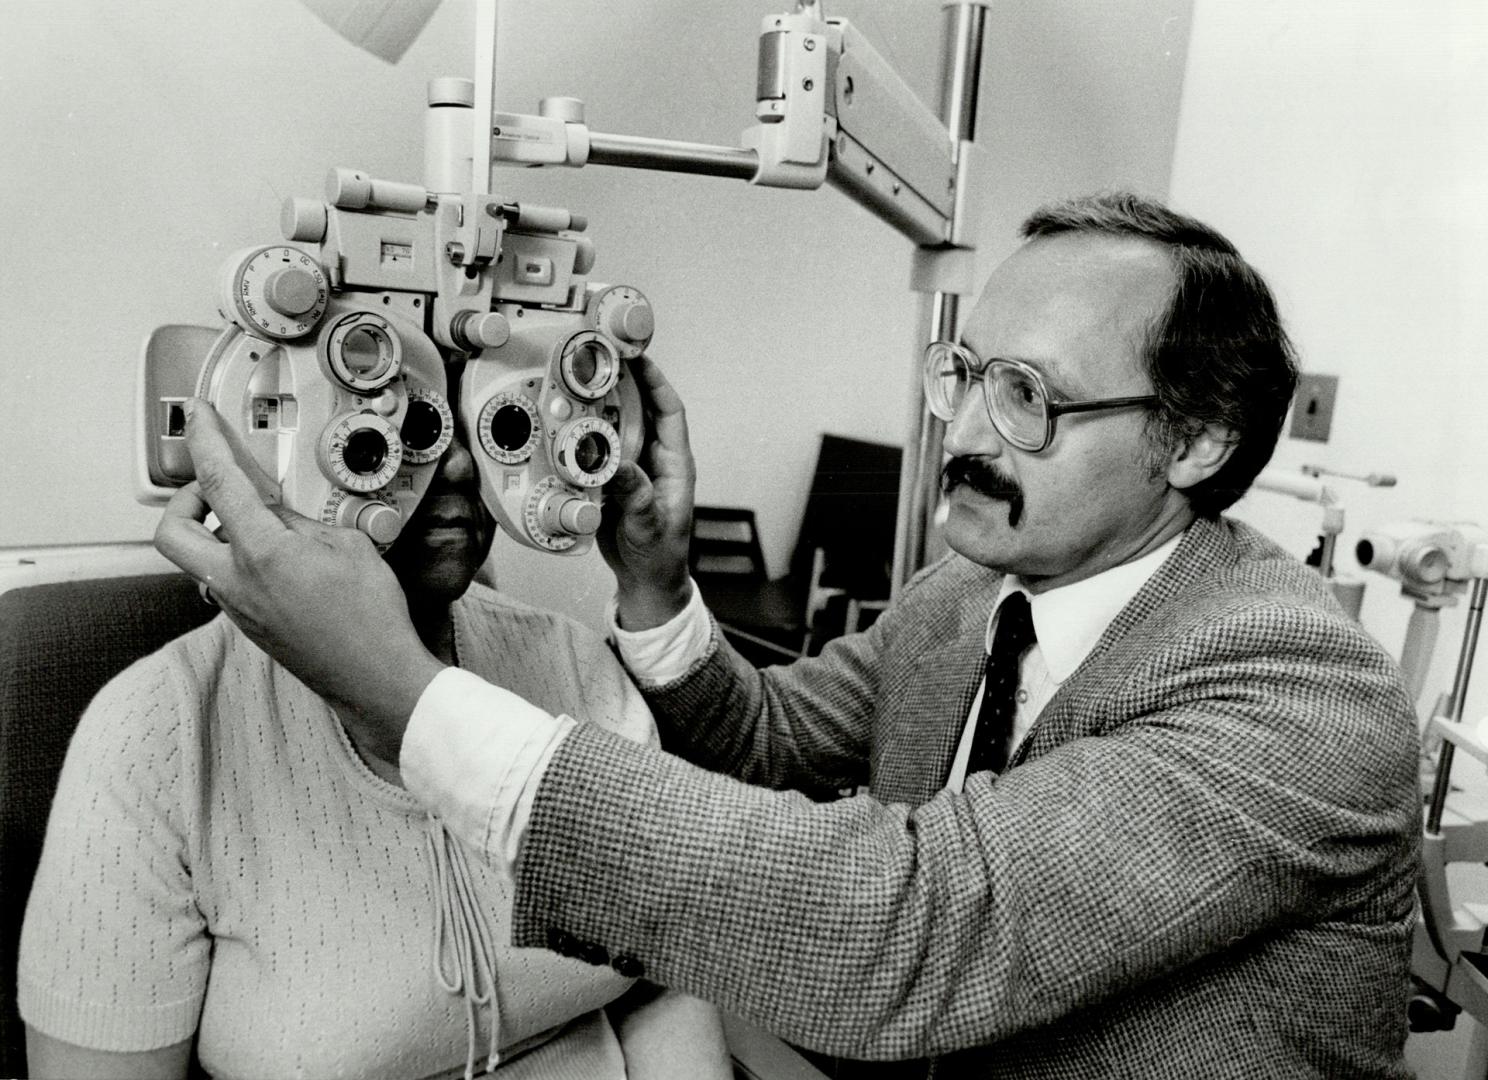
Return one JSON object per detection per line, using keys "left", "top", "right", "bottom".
{"left": 510, "top": 594, "right": 1420, "bottom": 1060}
{"left": 639, "top": 556, "right": 967, "bottom": 794}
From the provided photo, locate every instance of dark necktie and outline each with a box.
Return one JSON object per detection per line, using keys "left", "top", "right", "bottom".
{"left": 966, "top": 591, "right": 1036, "bottom": 777}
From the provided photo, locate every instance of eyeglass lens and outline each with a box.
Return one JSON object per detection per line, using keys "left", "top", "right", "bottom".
{"left": 924, "top": 346, "right": 1047, "bottom": 450}
{"left": 986, "top": 362, "right": 1047, "bottom": 448}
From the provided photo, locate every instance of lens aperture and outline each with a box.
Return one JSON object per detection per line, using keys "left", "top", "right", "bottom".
{"left": 558, "top": 332, "right": 619, "bottom": 401}
{"left": 477, "top": 392, "right": 540, "bottom": 465}
{"left": 490, "top": 404, "right": 534, "bottom": 453}
{"left": 552, "top": 416, "right": 621, "bottom": 488}
{"left": 573, "top": 431, "right": 609, "bottom": 475}
{"left": 402, "top": 399, "right": 443, "bottom": 453}
{"left": 343, "top": 428, "right": 389, "bottom": 476}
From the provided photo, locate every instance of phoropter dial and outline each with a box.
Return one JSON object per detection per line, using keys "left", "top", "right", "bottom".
{"left": 588, "top": 285, "right": 654, "bottom": 359}
{"left": 219, "top": 245, "right": 329, "bottom": 340}
{"left": 552, "top": 416, "right": 621, "bottom": 488}
{"left": 536, "top": 488, "right": 602, "bottom": 538}
{"left": 401, "top": 387, "right": 454, "bottom": 465}
{"left": 320, "top": 490, "right": 403, "bottom": 547}
{"left": 521, "top": 477, "right": 585, "bottom": 552}
{"left": 318, "top": 412, "right": 404, "bottom": 492}
{"left": 478, "top": 392, "right": 541, "bottom": 465}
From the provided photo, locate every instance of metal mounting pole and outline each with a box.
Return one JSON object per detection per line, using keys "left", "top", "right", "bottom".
{"left": 891, "top": 1, "right": 989, "bottom": 592}
{"left": 1426, "top": 578, "right": 1487, "bottom": 833}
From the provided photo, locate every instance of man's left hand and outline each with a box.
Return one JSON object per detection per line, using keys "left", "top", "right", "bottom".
{"left": 153, "top": 399, "right": 443, "bottom": 760}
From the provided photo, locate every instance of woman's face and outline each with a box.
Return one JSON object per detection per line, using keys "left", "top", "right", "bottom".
{"left": 381, "top": 363, "right": 496, "bottom": 607}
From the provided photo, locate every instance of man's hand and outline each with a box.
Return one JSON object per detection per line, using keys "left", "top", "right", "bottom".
{"left": 153, "top": 400, "right": 444, "bottom": 761}
{"left": 600, "top": 356, "right": 697, "bottom": 630}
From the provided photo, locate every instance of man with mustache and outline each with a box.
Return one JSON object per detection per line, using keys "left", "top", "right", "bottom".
{"left": 156, "top": 193, "right": 1420, "bottom": 1078}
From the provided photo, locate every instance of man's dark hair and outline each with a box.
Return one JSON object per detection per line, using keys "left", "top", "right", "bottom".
{"left": 1021, "top": 192, "right": 1299, "bottom": 517}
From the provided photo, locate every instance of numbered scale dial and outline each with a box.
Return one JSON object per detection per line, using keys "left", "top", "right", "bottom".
{"left": 219, "top": 245, "right": 330, "bottom": 340}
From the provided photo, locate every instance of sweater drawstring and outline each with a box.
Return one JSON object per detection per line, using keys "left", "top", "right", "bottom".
{"left": 427, "top": 814, "right": 501, "bottom": 1079}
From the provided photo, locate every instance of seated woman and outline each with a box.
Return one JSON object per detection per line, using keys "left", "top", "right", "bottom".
{"left": 18, "top": 364, "right": 732, "bottom": 1080}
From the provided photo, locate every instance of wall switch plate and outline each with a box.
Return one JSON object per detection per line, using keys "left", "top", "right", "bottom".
{"left": 1290, "top": 374, "right": 1339, "bottom": 442}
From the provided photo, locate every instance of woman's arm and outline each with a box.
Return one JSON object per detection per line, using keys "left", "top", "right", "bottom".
{"left": 607, "top": 982, "right": 732, "bottom": 1080}
{"left": 25, "top": 1027, "right": 192, "bottom": 1080}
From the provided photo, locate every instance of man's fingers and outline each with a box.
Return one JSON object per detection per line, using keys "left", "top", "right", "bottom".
{"left": 155, "top": 482, "right": 234, "bottom": 584}
{"left": 605, "top": 461, "right": 656, "bottom": 518}
{"left": 630, "top": 356, "right": 693, "bottom": 467}
{"left": 183, "top": 399, "right": 286, "bottom": 548}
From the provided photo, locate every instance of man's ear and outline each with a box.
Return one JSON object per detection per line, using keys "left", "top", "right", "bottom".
{"left": 1167, "top": 424, "right": 1237, "bottom": 492}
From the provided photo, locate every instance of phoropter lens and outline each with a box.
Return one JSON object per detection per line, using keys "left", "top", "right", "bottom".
{"left": 342, "top": 428, "right": 389, "bottom": 476}
{"left": 573, "top": 431, "right": 610, "bottom": 475}
{"left": 558, "top": 333, "right": 620, "bottom": 401}
{"left": 477, "top": 393, "right": 540, "bottom": 465}
{"left": 490, "top": 403, "right": 534, "bottom": 453}
{"left": 571, "top": 342, "right": 601, "bottom": 387}
{"left": 341, "top": 327, "right": 385, "bottom": 378}
{"left": 401, "top": 399, "right": 444, "bottom": 454}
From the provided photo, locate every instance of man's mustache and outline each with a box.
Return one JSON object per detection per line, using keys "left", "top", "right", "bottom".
{"left": 941, "top": 457, "right": 1025, "bottom": 527}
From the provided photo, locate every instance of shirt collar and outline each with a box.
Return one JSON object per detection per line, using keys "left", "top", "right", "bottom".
{"left": 987, "top": 531, "right": 1186, "bottom": 682}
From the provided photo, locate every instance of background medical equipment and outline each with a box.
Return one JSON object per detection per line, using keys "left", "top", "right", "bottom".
{"left": 1353, "top": 523, "right": 1488, "bottom": 1062}
{"left": 1250, "top": 464, "right": 1397, "bottom": 620}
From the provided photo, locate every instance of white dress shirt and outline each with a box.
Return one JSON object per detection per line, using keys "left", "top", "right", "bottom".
{"left": 944, "top": 533, "right": 1183, "bottom": 791}
{"left": 402, "top": 534, "right": 1184, "bottom": 870}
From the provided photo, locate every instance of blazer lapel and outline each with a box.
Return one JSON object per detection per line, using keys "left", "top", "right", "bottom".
{"left": 871, "top": 563, "right": 999, "bottom": 806}
{"left": 1012, "top": 516, "right": 1237, "bottom": 765}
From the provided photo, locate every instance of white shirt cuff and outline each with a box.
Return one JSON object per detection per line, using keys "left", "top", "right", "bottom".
{"left": 606, "top": 578, "right": 713, "bottom": 686}
{"left": 400, "top": 667, "right": 575, "bottom": 872}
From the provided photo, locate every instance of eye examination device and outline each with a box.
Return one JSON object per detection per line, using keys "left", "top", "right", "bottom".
{"left": 133, "top": 0, "right": 993, "bottom": 565}
{"left": 136, "top": 79, "right": 652, "bottom": 556}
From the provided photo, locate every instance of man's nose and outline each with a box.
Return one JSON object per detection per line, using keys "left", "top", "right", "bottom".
{"left": 941, "top": 388, "right": 1006, "bottom": 460}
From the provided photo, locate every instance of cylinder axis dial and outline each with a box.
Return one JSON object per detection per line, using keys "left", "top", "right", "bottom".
{"left": 521, "top": 477, "right": 580, "bottom": 552}
{"left": 552, "top": 416, "right": 621, "bottom": 488}
{"left": 400, "top": 387, "right": 454, "bottom": 464}
{"left": 318, "top": 412, "right": 404, "bottom": 492}
{"left": 589, "top": 285, "right": 654, "bottom": 359}
{"left": 219, "top": 245, "right": 329, "bottom": 340}
{"left": 478, "top": 392, "right": 541, "bottom": 465}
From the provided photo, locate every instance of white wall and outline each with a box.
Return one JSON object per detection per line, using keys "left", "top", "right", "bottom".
{"left": 0, "top": 0, "right": 1189, "bottom": 628}
{"left": 1171, "top": 1, "right": 1488, "bottom": 730}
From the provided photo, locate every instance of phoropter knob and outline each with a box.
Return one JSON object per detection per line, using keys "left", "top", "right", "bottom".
{"left": 605, "top": 301, "right": 654, "bottom": 346}
{"left": 540, "top": 493, "right": 602, "bottom": 537}
{"left": 338, "top": 497, "right": 402, "bottom": 545}
{"left": 264, "top": 267, "right": 322, "bottom": 318}
{"left": 451, "top": 310, "right": 511, "bottom": 351}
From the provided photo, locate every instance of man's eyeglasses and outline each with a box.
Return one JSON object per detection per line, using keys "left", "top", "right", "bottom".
{"left": 922, "top": 341, "right": 1158, "bottom": 453}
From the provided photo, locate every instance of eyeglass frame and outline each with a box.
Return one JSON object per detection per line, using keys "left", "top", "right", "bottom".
{"left": 922, "top": 340, "right": 1159, "bottom": 453}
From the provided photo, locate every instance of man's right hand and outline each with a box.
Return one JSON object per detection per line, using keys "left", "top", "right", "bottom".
{"left": 600, "top": 356, "right": 696, "bottom": 630}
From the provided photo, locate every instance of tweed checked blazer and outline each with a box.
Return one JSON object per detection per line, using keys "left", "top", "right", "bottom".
{"left": 511, "top": 516, "right": 1420, "bottom": 1078}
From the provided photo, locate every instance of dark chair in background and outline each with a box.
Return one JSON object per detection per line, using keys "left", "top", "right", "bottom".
{"left": 0, "top": 572, "right": 214, "bottom": 1079}
{"left": 692, "top": 434, "right": 901, "bottom": 666}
